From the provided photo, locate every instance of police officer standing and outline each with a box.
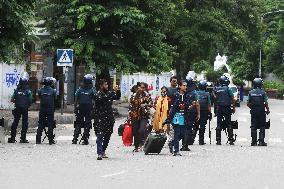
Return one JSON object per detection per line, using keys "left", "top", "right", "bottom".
{"left": 36, "top": 77, "right": 57, "bottom": 145}
{"left": 214, "top": 76, "right": 235, "bottom": 145}
{"left": 181, "top": 76, "right": 200, "bottom": 150}
{"left": 193, "top": 80, "right": 211, "bottom": 145}
{"left": 8, "top": 77, "right": 32, "bottom": 143}
{"left": 247, "top": 78, "right": 270, "bottom": 146}
{"left": 72, "top": 74, "right": 95, "bottom": 145}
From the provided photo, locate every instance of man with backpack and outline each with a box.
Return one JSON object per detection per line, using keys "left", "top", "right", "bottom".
{"left": 247, "top": 78, "right": 270, "bottom": 146}
{"left": 36, "top": 77, "right": 57, "bottom": 145}
{"left": 8, "top": 77, "right": 32, "bottom": 143}
{"left": 193, "top": 80, "right": 212, "bottom": 145}
{"left": 214, "top": 76, "right": 235, "bottom": 145}
{"left": 72, "top": 74, "right": 95, "bottom": 145}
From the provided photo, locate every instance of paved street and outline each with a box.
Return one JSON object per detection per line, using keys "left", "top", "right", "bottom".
{"left": 1, "top": 99, "right": 284, "bottom": 189}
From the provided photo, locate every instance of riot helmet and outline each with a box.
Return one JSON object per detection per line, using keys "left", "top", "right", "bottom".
{"left": 43, "top": 77, "right": 53, "bottom": 86}
{"left": 198, "top": 80, "right": 208, "bottom": 90}
{"left": 83, "top": 74, "right": 93, "bottom": 86}
{"left": 219, "top": 75, "right": 230, "bottom": 86}
{"left": 253, "top": 78, "right": 263, "bottom": 89}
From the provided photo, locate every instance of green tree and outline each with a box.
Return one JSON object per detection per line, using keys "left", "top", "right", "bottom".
{"left": 263, "top": 0, "right": 284, "bottom": 80}
{"left": 40, "top": 0, "right": 179, "bottom": 74}
{"left": 0, "top": 0, "right": 35, "bottom": 61}
{"left": 170, "top": 0, "right": 263, "bottom": 79}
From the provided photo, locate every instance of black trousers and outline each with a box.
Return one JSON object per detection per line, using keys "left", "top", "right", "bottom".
{"left": 193, "top": 110, "right": 208, "bottom": 141}
{"left": 10, "top": 107, "right": 29, "bottom": 140}
{"left": 36, "top": 110, "right": 55, "bottom": 141}
{"left": 73, "top": 108, "right": 92, "bottom": 141}
{"left": 251, "top": 108, "right": 266, "bottom": 142}
{"left": 132, "top": 119, "right": 148, "bottom": 148}
{"left": 216, "top": 106, "right": 234, "bottom": 142}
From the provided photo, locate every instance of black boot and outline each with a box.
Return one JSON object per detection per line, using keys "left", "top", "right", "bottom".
{"left": 72, "top": 138, "right": 78, "bottom": 144}
{"left": 216, "top": 129, "right": 221, "bottom": 145}
{"left": 19, "top": 138, "right": 29, "bottom": 143}
{"left": 180, "top": 146, "right": 191, "bottom": 151}
{"left": 251, "top": 128, "right": 257, "bottom": 146}
{"left": 49, "top": 139, "right": 56, "bottom": 145}
{"left": 199, "top": 129, "right": 206, "bottom": 145}
{"left": 258, "top": 140, "right": 267, "bottom": 146}
{"left": 8, "top": 137, "right": 16, "bottom": 143}
{"left": 36, "top": 135, "right": 41, "bottom": 144}
{"left": 81, "top": 139, "right": 89, "bottom": 145}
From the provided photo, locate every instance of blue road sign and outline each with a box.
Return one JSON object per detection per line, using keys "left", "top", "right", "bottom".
{"left": 57, "top": 49, "right": 73, "bottom": 67}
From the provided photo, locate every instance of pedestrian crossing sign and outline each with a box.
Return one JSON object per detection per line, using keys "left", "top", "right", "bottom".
{"left": 57, "top": 49, "right": 74, "bottom": 67}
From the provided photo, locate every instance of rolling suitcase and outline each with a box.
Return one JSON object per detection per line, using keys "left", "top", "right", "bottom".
{"left": 143, "top": 132, "right": 167, "bottom": 155}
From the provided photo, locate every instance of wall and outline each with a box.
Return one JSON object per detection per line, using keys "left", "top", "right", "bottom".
{"left": 120, "top": 72, "right": 173, "bottom": 101}
{"left": 0, "top": 63, "right": 26, "bottom": 109}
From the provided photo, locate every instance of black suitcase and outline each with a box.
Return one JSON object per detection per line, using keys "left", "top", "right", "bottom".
{"left": 118, "top": 124, "right": 125, "bottom": 136}
{"left": 143, "top": 133, "right": 167, "bottom": 155}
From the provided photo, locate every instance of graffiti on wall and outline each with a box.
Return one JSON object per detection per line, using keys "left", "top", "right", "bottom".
{"left": 5, "top": 69, "right": 21, "bottom": 88}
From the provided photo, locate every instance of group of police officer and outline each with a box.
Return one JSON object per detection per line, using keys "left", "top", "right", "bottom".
{"left": 194, "top": 76, "right": 270, "bottom": 147}
{"left": 7, "top": 73, "right": 270, "bottom": 158}
{"left": 7, "top": 74, "right": 118, "bottom": 160}
{"left": 164, "top": 75, "right": 270, "bottom": 156}
{"left": 8, "top": 76, "right": 57, "bottom": 145}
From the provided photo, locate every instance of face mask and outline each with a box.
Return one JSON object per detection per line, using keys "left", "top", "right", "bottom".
{"left": 161, "top": 91, "right": 167, "bottom": 97}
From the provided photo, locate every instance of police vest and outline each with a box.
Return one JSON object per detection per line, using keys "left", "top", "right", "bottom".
{"left": 249, "top": 89, "right": 265, "bottom": 107}
{"left": 215, "top": 86, "right": 231, "bottom": 106}
{"left": 197, "top": 91, "right": 209, "bottom": 111}
{"left": 15, "top": 89, "right": 30, "bottom": 108}
{"left": 185, "top": 91, "right": 196, "bottom": 108}
{"left": 78, "top": 88, "right": 93, "bottom": 109}
{"left": 40, "top": 87, "right": 55, "bottom": 110}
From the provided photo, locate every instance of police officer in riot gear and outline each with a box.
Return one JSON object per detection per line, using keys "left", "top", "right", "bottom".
{"left": 193, "top": 80, "right": 212, "bottom": 145}
{"left": 247, "top": 78, "right": 270, "bottom": 146}
{"left": 72, "top": 74, "right": 95, "bottom": 145}
{"left": 8, "top": 77, "right": 32, "bottom": 143}
{"left": 214, "top": 76, "right": 235, "bottom": 145}
{"left": 36, "top": 77, "right": 57, "bottom": 145}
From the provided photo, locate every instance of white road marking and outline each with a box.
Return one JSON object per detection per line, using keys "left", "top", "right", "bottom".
{"left": 101, "top": 170, "right": 126, "bottom": 178}
{"left": 56, "top": 136, "right": 73, "bottom": 141}
{"left": 269, "top": 138, "right": 283, "bottom": 143}
{"left": 236, "top": 138, "right": 249, "bottom": 142}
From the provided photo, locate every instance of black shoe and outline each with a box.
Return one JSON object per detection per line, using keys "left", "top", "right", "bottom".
{"left": 169, "top": 144, "right": 173, "bottom": 154}
{"left": 173, "top": 152, "right": 182, "bottom": 156}
{"left": 72, "top": 138, "right": 77, "bottom": 144}
{"left": 36, "top": 141, "right": 41, "bottom": 144}
{"left": 19, "top": 139, "right": 29, "bottom": 143}
{"left": 251, "top": 141, "right": 257, "bottom": 146}
{"left": 8, "top": 138, "right": 16, "bottom": 143}
{"left": 81, "top": 140, "right": 89, "bottom": 145}
{"left": 133, "top": 148, "right": 139, "bottom": 152}
{"left": 229, "top": 141, "right": 234, "bottom": 145}
{"left": 199, "top": 141, "right": 206, "bottom": 145}
{"left": 258, "top": 141, "right": 267, "bottom": 146}
{"left": 49, "top": 139, "right": 56, "bottom": 145}
{"left": 97, "top": 155, "right": 103, "bottom": 160}
{"left": 180, "top": 146, "right": 191, "bottom": 151}
{"left": 216, "top": 141, "right": 221, "bottom": 145}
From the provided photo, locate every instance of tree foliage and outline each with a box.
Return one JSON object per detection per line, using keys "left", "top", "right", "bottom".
{"left": 170, "top": 0, "right": 264, "bottom": 79}
{"left": 40, "top": 0, "right": 179, "bottom": 74}
{"left": 0, "top": 0, "right": 35, "bottom": 62}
